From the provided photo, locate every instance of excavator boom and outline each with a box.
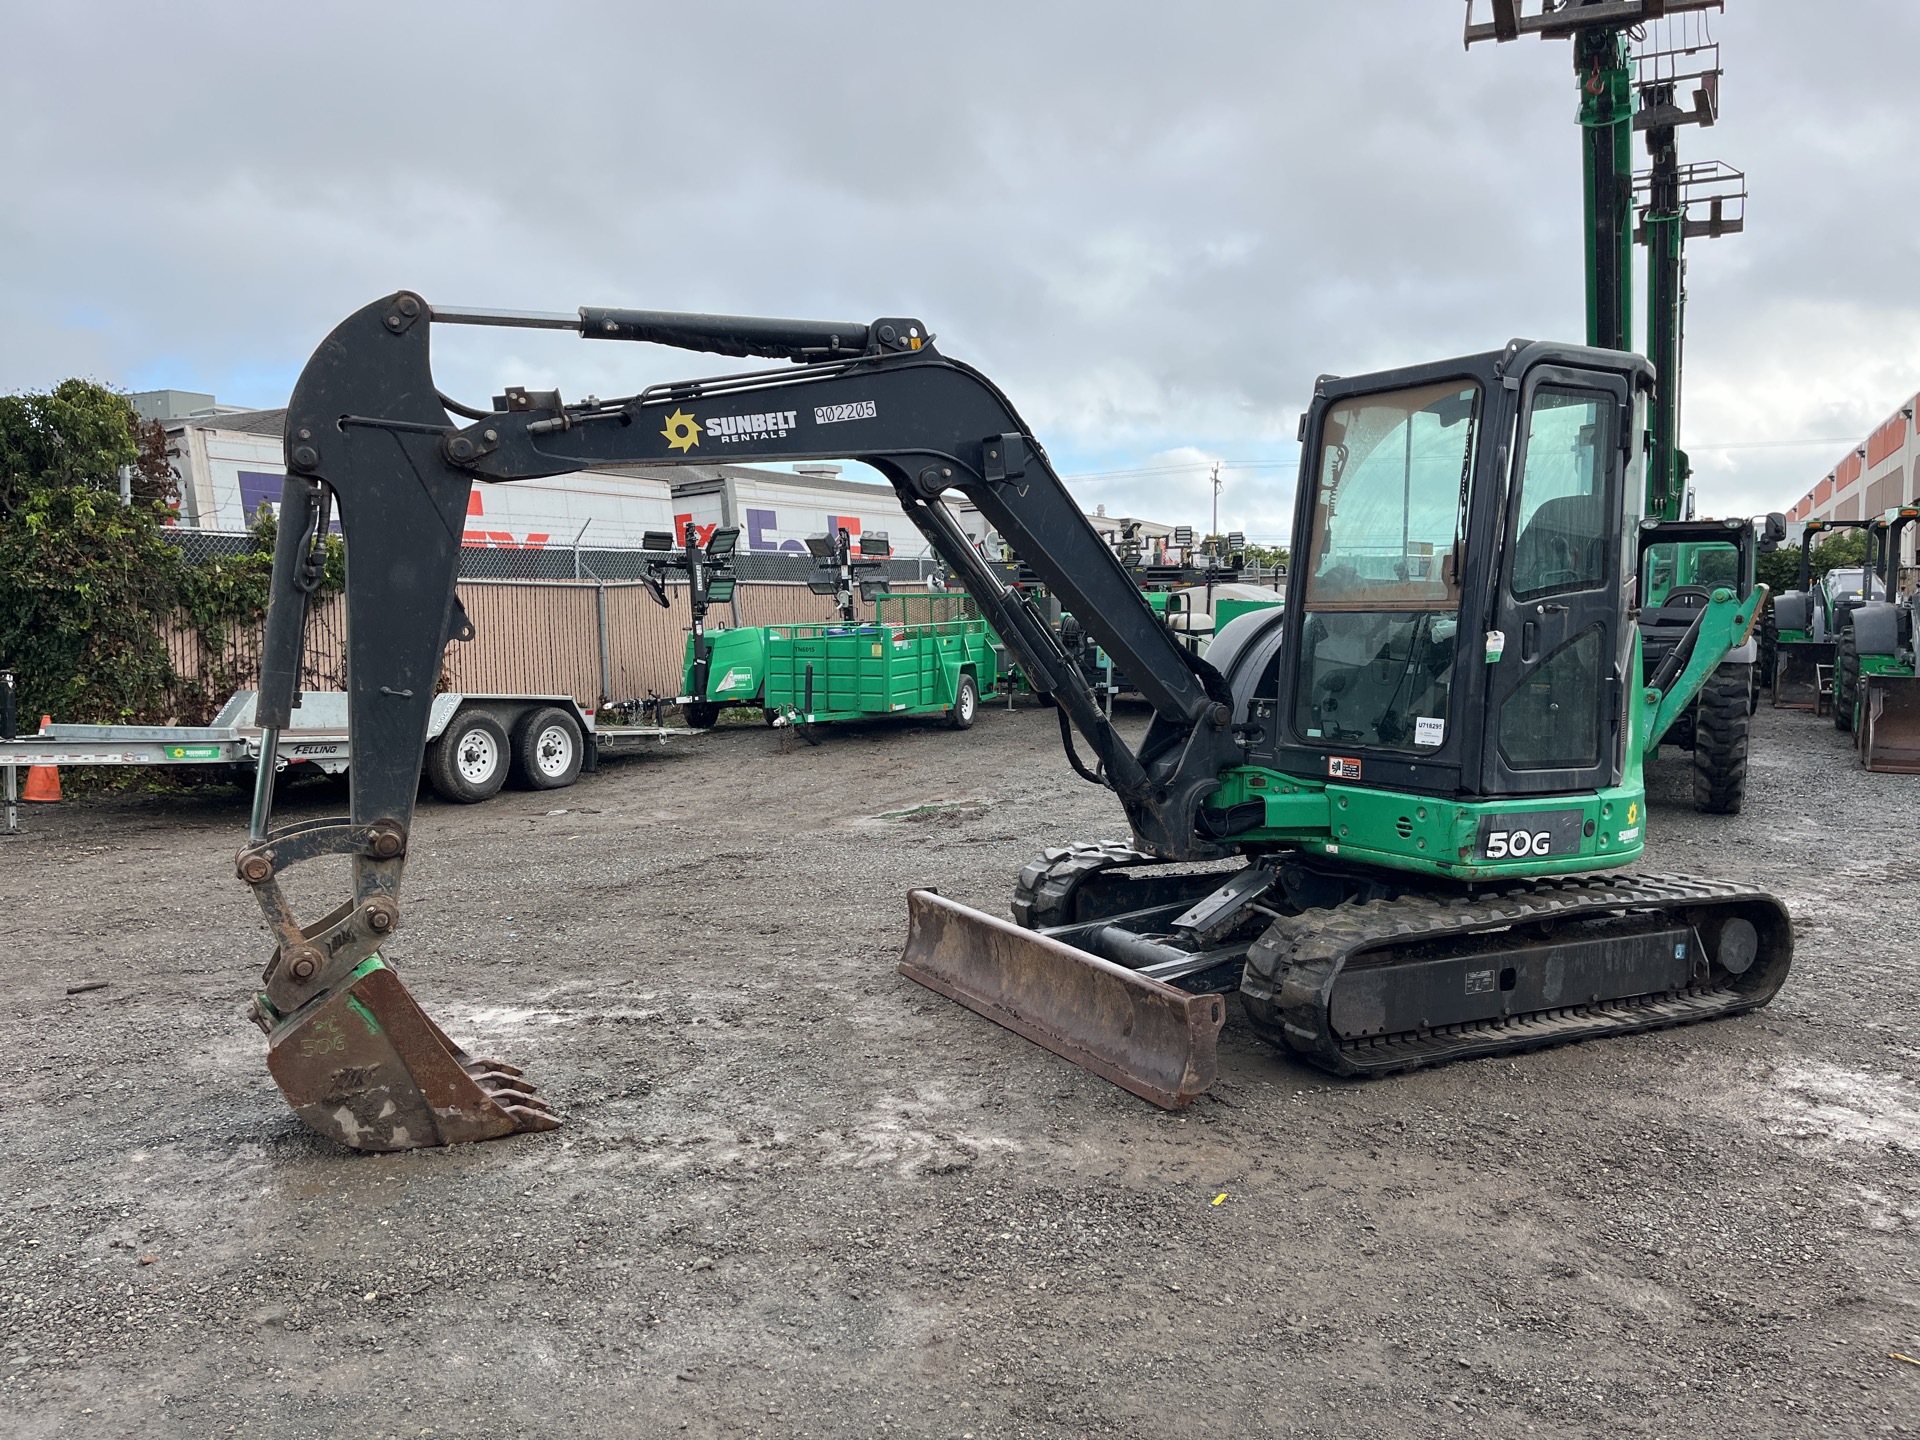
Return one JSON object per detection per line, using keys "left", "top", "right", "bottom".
{"left": 242, "top": 293, "right": 1245, "bottom": 1146}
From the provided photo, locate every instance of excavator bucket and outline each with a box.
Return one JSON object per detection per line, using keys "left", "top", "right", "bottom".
{"left": 1859, "top": 674, "right": 1920, "bottom": 773}
{"left": 260, "top": 957, "right": 559, "bottom": 1152}
{"left": 1772, "top": 641, "right": 1833, "bottom": 710}
{"left": 897, "top": 889, "right": 1226, "bottom": 1109}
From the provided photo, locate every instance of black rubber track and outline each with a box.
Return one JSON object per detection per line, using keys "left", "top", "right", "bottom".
{"left": 1240, "top": 872, "right": 1792, "bottom": 1077}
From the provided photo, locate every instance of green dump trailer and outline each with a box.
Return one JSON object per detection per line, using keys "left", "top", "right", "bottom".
{"left": 680, "top": 592, "right": 1000, "bottom": 734}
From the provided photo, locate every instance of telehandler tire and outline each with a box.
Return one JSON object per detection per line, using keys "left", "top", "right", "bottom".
{"left": 683, "top": 701, "right": 721, "bottom": 729}
{"left": 1691, "top": 663, "right": 1750, "bottom": 815}
{"left": 1757, "top": 603, "right": 1778, "bottom": 694}
{"left": 1834, "top": 630, "right": 1858, "bottom": 734}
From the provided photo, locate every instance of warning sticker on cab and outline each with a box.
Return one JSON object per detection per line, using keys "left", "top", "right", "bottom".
{"left": 1327, "top": 756, "right": 1362, "bottom": 780}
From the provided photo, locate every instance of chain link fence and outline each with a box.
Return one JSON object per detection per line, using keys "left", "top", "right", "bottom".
{"left": 163, "top": 528, "right": 947, "bottom": 585}
{"left": 157, "top": 532, "right": 947, "bottom": 714}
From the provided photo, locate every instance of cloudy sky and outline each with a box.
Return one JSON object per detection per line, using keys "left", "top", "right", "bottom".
{"left": 3, "top": 0, "right": 1914, "bottom": 542}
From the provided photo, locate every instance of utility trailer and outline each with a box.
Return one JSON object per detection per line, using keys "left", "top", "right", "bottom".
{"left": 764, "top": 592, "right": 998, "bottom": 733}
{"left": 0, "top": 687, "right": 683, "bottom": 831}
{"left": 673, "top": 526, "right": 1001, "bottom": 736}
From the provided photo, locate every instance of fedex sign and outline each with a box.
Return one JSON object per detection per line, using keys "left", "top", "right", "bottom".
{"left": 463, "top": 491, "right": 547, "bottom": 550}
{"left": 743, "top": 508, "right": 862, "bottom": 553}
{"left": 673, "top": 513, "right": 720, "bottom": 548}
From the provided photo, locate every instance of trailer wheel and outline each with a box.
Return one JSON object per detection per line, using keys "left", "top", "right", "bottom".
{"left": 1691, "top": 664, "right": 1750, "bottom": 815}
{"left": 512, "top": 707, "right": 583, "bottom": 790}
{"left": 425, "top": 711, "right": 509, "bottom": 804}
{"left": 683, "top": 701, "right": 721, "bottom": 729}
{"left": 946, "top": 673, "right": 979, "bottom": 730}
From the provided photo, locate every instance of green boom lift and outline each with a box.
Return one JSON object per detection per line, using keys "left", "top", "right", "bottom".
{"left": 1467, "top": 0, "right": 1769, "bottom": 812}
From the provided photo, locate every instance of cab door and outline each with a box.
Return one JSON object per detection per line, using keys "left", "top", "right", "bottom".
{"left": 1480, "top": 368, "right": 1633, "bottom": 797}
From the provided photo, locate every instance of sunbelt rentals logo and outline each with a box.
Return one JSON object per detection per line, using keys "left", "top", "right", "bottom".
{"left": 661, "top": 409, "right": 702, "bottom": 453}
{"left": 707, "top": 410, "right": 798, "bottom": 444}
{"left": 660, "top": 408, "right": 799, "bottom": 452}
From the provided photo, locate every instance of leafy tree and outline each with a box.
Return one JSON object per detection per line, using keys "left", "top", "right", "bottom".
{"left": 1757, "top": 528, "right": 1869, "bottom": 594}
{"left": 0, "top": 380, "right": 328, "bottom": 730}
{"left": 0, "top": 381, "right": 183, "bottom": 723}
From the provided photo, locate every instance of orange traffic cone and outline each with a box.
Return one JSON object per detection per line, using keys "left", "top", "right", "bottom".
{"left": 24, "top": 715, "right": 60, "bottom": 802}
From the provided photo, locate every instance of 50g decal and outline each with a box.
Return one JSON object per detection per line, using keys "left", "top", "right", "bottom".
{"left": 1473, "top": 808, "right": 1585, "bottom": 863}
{"left": 1484, "top": 828, "right": 1553, "bottom": 858}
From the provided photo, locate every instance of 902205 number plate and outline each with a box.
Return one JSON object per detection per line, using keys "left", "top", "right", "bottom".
{"left": 1474, "top": 808, "right": 1585, "bottom": 861}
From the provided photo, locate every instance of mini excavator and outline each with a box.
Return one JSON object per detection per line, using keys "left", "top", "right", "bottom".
{"left": 238, "top": 293, "right": 1791, "bottom": 1149}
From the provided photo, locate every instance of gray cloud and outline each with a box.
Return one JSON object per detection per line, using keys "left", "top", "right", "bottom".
{"left": 3, "top": 0, "right": 1913, "bottom": 536}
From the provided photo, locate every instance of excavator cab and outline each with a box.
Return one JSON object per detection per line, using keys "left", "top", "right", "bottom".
{"left": 1264, "top": 346, "right": 1640, "bottom": 807}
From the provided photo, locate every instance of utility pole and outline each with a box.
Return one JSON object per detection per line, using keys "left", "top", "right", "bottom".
{"left": 1210, "top": 461, "right": 1221, "bottom": 554}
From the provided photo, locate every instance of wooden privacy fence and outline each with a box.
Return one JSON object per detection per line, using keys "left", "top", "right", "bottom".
{"left": 164, "top": 579, "right": 894, "bottom": 715}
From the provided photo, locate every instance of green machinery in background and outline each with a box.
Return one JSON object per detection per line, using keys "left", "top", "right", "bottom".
{"left": 640, "top": 520, "right": 744, "bottom": 727}
{"left": 1771, "top": 518, "right": 1878, "bottom": 708}
{"left": 1838, "top": 506, "right": 1920, "bottom": 768}
{"left": 667, "top": 523, "right": 996, "bottom": 737}
{"left": 1059, "top": 536, "right": 1286, "bottom": 706}
{"left": 763, "top": 591, "right": 996, "bottom": 737}
{"left": 1469, "top": 0, "right": 1765, "bottom": 812}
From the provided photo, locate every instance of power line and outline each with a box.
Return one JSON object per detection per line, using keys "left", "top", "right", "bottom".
{"left": 1058, "top": 435, "right": 1860, "bottom": 484}
{"left": 1060, "top": 458, "right": 1298, "bottom": 484}
{"left": 1689, "top": 436, "right": 1865, "bottom": 451}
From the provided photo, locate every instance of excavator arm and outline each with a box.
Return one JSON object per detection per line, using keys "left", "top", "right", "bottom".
{"left": 259, "top": 294, "right": 1235, "bottom": 855}
{"left": 238, "top": 292, "right": 1242, "bottom": 1148}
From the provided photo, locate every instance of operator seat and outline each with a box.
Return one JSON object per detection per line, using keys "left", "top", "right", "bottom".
{"left": 1512, "top": 493, "right": 1605, "bottom": 595}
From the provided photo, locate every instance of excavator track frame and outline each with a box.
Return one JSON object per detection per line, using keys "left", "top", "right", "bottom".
{"left": 1241, "top": 872, "right": 1791, "bottom": 1076}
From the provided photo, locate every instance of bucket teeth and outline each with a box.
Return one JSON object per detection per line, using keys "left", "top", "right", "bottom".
{"left": 262, "top": 959, "right": 560, "bottom": 1152}
{"left": 478, "top": 1072, "right": 543, "bottom": 1098}
{"left": 500, "top": 1102, "right": 562, "bottom": 1133}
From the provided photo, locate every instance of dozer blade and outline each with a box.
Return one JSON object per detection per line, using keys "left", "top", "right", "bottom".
{"left": 261, "top": 956, "right": 560, "bottom": 1152}
{"left": 1772, "top": 641, "right": 1833, "bottom": 710}
{"left": 898, "top": 888, "right": 1226, "bottom": 1109}
{"left": 1860, "top": 674, "right": 1920, "bottom": 773}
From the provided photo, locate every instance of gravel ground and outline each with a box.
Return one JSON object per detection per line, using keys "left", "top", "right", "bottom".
{"left": 1, "top": 699, "right": 1916, "bottom": 1439}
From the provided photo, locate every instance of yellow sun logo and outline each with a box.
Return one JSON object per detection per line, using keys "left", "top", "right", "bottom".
{"left": 1626, "top": 802, "right": 1638, "bottom": 825}
{"left": 661, "top": 409, "right": 702, "bottom": 452}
